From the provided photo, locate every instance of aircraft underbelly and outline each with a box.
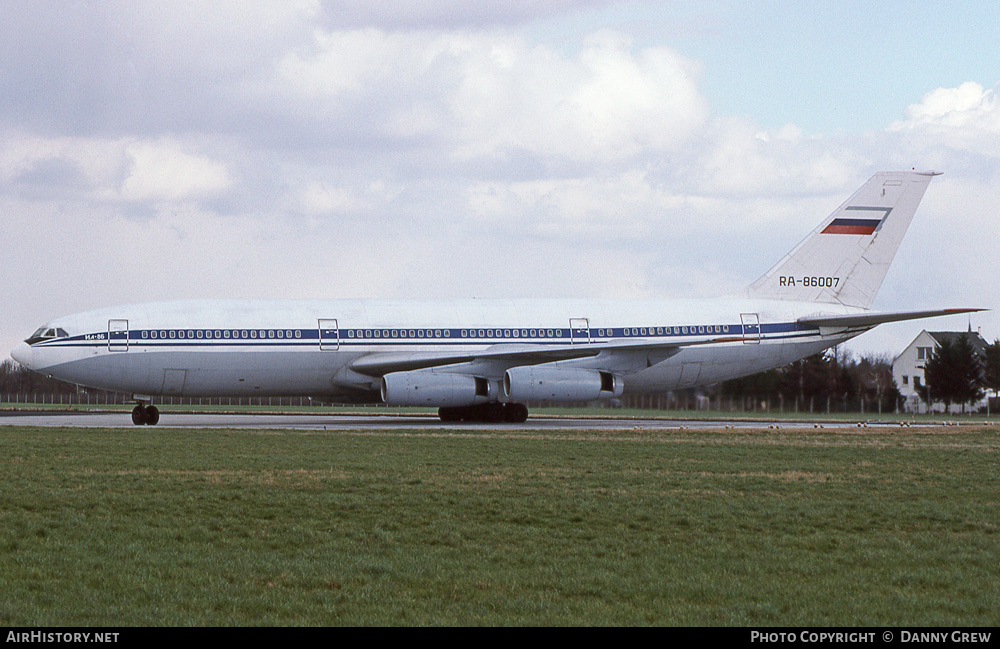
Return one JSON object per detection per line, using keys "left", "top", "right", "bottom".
{"left": 48, "top": 350, "right": 359, "bottom": 398}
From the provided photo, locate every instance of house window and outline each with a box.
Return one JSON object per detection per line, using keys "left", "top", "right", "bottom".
{"left": 902, "top": 375, "right": 909, "bottom": 385}
{"left": 917, "top": 347, "right": 934, "bottom": 361}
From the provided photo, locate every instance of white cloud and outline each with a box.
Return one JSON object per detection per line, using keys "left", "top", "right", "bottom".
{"left": 1, "top": 133, "right": 232, "bottom": 206}
{"left": 120, "top": 140, "right": 232, "bottom": 203}
{"left": 888, "top": 81, "right": 1000, "bottom": 159}
{"left": 897, "top": 81, "right": 998, "bottom": 128}
{"left": 275, "top": 28, "right": 707, "bottom": 162}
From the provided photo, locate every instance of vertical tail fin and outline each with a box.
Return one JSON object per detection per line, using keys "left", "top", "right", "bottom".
{"left": 746, "top": 170, "right": 939, "bottom": 309}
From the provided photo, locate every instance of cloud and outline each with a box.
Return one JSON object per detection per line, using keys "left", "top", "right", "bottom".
{"left": 888, "top": 81, "right": 1000, "bottom": 161}
{"left": 120, "top": 140, "right": 232, "bottom": 203}
{"left": 275, "top": 28, "right": 707, "bottom": 162}
{"left": 896, "top": 81, "right": 999, "bottom": 129}
{"left": 0, "top": 133, "right": 232, "bottom": 206}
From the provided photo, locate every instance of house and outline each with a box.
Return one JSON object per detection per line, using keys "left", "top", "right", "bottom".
{"left": 892, "top": 329, "right": 988, "bottom": 414}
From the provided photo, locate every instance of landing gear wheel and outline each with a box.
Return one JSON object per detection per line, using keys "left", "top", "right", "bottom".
{"left": 504, "top": 403, "right": 529, "bottom": 423}
{"left": 144, "top": 405, "right": 160, "bottom": 426}
{"left": 132, "top": 404, "right": 159, "bottom": 426}
{"left": 437, "top": 403, "right": 529, "bottom": 424}
{"left": 131, "top": 405, "right": 147, "bottom": 426}
{"left": 485, "top": 403, "right": 506, "bottom": 423}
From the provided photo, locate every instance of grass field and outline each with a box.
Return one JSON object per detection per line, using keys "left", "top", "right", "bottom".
{"left": 1, "top": 424, "right": 998, "bottom": 626}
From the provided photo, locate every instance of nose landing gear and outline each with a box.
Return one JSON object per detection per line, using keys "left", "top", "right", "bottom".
{"left": 131, "top": 404, "right": 160, "bottom": 426}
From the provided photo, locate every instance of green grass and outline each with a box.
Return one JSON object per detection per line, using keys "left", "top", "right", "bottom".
{"left": 1, "top": 425, "right": 999, "bottom": 625}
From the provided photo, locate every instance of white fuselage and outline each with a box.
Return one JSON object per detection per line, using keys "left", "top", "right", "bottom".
{"left": 11, "top": 297, "right": 861, "bottom": 403}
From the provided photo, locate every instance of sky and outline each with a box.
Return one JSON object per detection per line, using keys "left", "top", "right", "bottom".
{"left": 2, "top": 0, "right": 999, "bottom": 364}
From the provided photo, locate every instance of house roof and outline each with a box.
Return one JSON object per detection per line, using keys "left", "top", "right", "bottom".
{"left": 926, "top": 331, "right": 988, "bottom": 357}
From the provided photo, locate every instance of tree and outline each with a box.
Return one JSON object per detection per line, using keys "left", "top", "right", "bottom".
{"left": 984, "top": 339, "right": 1000, "bottom": 399}
{"left": 857, "top": 352, "right": 897, "bottom": 415}
{"left": 923, "top": 334, "right": 985, "bottom": 412}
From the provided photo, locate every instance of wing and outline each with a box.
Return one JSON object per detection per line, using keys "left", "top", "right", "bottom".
{"left": 347, "top": 335, "right": 745, "bottom": 378}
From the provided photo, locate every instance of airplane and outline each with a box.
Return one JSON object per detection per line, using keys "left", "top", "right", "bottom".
{"left": 10, "top": 170, "right": 983, "bottom": 425}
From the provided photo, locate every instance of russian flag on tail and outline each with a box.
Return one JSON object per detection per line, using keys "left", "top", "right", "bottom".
{"left": 821, "top": 206, "right": 892, "bottom": 235}
{"left": 821, "top": 217, "right": 882, "bottom": 235}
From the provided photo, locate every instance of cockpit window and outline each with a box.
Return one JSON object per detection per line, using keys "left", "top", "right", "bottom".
{"left": 25, "top": 326, "right": 69, "bottom": 345}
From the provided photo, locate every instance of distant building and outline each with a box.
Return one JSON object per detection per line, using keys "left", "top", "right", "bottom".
{"left": 893, "top": 329, "right": 988, "bottom": 414}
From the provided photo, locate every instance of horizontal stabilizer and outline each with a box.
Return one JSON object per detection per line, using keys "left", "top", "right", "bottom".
{"left": 798, "top": 308, "right": 985, "bottom": 329}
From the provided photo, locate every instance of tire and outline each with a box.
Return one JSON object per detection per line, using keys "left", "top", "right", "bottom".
{"left": 504, "top": 403, "right": 529, "bottom": 423}
{"left": 144, "top": 405, "right": 160, "bottom": 426}
{"left": 131, "top": 405, "right": 147, "bottom": 426}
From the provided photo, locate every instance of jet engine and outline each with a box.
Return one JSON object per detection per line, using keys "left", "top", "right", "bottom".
{"left": 381, "top": 370, "right": 491, "bottom": 407}
{"left": 503, "top": 366, "right": 622, "bottom": 403}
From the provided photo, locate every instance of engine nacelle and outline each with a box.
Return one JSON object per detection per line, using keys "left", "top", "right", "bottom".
{"left": 381, "top": 371, "right": 491, "bottom": 407}
{"left": 503, "top": 366, "right": 623, "bottom": 403}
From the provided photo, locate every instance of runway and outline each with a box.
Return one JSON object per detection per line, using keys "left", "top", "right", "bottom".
{"left": 0, "top": 409, "right": 914, "bottom": 431}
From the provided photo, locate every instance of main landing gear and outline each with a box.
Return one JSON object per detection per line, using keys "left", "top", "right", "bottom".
{"left": 438, "top": 402, "right": 529, "bottom": 423}
{"left": 131, "top": 404, "right": 160, "bottom": 426}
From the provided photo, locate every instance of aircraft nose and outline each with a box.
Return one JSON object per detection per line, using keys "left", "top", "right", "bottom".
{"left": 11, "top": 342, "right": 33, "bottom": 370}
